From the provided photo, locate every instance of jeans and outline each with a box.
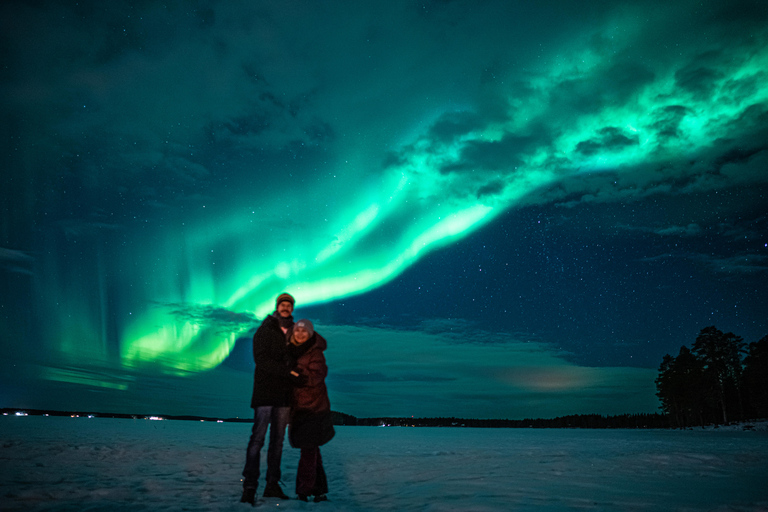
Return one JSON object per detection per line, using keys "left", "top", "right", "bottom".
{"left": 242, "top": 406, "right": 290, "bottom": 489}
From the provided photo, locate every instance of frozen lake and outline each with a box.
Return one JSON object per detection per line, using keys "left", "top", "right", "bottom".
{"left": 1, "top": 416, "right": 767, "bottom": 511}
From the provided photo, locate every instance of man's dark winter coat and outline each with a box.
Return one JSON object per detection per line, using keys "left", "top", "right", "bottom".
{"left": 250, "top": 314, "right": 295, "bottom": 408}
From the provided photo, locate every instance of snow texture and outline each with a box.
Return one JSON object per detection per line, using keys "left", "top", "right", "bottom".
{"left": 1, "top": 416, "right": 767, "bottom": 511}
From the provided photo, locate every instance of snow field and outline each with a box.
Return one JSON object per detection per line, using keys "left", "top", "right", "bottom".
{"left": 1, "top": 416, "right": 767, "bottom": 511}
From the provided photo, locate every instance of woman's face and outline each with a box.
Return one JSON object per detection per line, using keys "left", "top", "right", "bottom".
{"left": 293, "top": 326, "right": 310, "bottom": 344}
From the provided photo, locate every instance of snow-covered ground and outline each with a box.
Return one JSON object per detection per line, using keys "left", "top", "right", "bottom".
{"left": 1, "top": 416, "right": 767, "bottom": 511}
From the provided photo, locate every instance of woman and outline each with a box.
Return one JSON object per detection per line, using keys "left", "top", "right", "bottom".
{"left": 287, "top": 319, "right": 335, "bottom": 502}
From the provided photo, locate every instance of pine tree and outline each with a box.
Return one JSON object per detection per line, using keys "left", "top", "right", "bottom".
{"left": 655, "top": 346, "right": 706, "bottom": 427}
{"left": 691, "top": 326, "right": 745, "bottom": 423}
{"left": 742, "top": 335, "right": 768, "bottom": 418}
{"left": 656, "top": 354, "right": 680, "bottom": 425}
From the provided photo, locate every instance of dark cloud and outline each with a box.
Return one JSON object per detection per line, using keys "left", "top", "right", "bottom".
{"left": 163, "top": 303, "right": 257, "bottom": 333}
{"left": 331, "top": 372, "right": 456, "bottom": 383}
{"left": 546, "top": 60, "right": 655, "bottom": 122}
{"left": 476, "top": 180, "right": 505, "bottom": 198}
{"left": 674, "top": 54, "right": 726, "bottom": 99}
{"left": 55, "top": 218, "right": 123, "bottom": 238}
{"left": 222, "top": 112, "right": 272, "bottom": 137}
{"left": 419, "top": 317, "right": 477, "bottom": 335}
{"left": 442, "top": 134, "right": 537, "bottom": 173}
{"left": 576, "top": 127, "right": 639, "bottom": 156}
{"left": 649, "top": 105, "right": 690, "bottom": 142}
{"left": 702, "top": 0, "right": 768, "bottom": 36}
{"left": 303, "top": 118, "right": 335, "bottom": 144}
{"left": 531, "top": 131, "right": 768, "bottom": 209}
{"left": 652, "top": 224, "right": 703, "bottom": 237}
{"left": 418, "top": 318, "right": 543, "bottom": 347}
{"left": 0, "top": 247, "right": 33, "bottom": 263}
{"left": 427, "top": 111, "right": 483, "bottom": 145}
{"left": 0, "top": 247, "right": 34, "bottom": 275}
{"left": 721, "top": 72, "right": 765, "bottom": 104}
{"left": 639, "top": 249, "right": 768, "bottom": 276}
{"left": 715, "top": 145, "right": 768, "bottom": 170}
{"left": 694, "top": 253, "right": 768, "bottom": 275}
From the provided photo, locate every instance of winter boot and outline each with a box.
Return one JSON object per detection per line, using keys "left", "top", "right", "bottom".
{"left": 263, "top": 481, "right": 290, "bottom": 500}
{"left": 240, "top": 487, "right": 257, "bottom": 505}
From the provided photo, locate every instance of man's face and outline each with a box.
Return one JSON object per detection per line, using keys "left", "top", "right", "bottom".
{"left": 277, "top": 300, "right": 294, "bottom": 317}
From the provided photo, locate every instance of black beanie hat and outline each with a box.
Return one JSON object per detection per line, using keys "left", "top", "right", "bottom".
{"left": 275, "top": 293, "right": 295, "bottom": 307}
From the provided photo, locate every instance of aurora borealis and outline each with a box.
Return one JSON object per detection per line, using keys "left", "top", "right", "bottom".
{"left": 2, "top": 0, "right": 767, "bottom": 419}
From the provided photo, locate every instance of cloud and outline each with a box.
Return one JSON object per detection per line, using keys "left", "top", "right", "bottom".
{"left": 162, "top": 303, "right": 258, "bottom": 334}
{"left": 615, "top": 222, "right": 704, "bottom": 238}
{"left": 637, "top": 252, "right": 768, "bottom": 275}
{"left": 695, "top": 254, "right": 768, "bottom": 274}
{"left": 332, "top": 372, "right": 457, "bottom": 383}
{"left": 0, "top": 247, "right": 34, "bottom": 275}
{"left": 443, "top": 133, "right": 538, "bottom": 175}
{"left": 320, "top": 323, "right": 658, "bottom": 418}
{"left": 6, "top": 0, "right": 768, "bottom": 221}
{"left": 55, "top": 218, "right": 123, "bottom": 238}
{"left": 654, "top": 224, "right": 703, "bottom": 237}
{"left": 674, "top": 54, "right": 727, "bottom": 99}
{"left": 418, "top": 318, "right": 546, "bottom": 347}
{"left": 0, "top": 247, "right": 33, "bottom": 263}
{"left": 575, "top": 127, "right": 639, "bottom": 156}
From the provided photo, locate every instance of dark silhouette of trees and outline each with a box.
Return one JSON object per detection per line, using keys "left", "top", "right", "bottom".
{"left": 691, "top": 326, "right": 745, "bottom": 423}
{"left": 655, "top": 346, "right": 705, "bottom": 428}
{"left": 331, "top": 410, "right": 358, "bottom": 425}
{"left": 656, "top": 326, "right": 764, "bottom": 428}
{"left": 351, "top": 413, "right": 668, "bottom": 429}
{"left": 742, "top": 335, "right": 768, "bottom": 418}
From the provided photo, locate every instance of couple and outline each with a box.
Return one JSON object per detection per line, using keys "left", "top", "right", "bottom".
{"left": 240, "top": 293, "right": 335, "bottom": 505}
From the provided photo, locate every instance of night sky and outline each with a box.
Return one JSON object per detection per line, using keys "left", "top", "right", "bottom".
{"left": 2, "top": 0, "right": 767, "bottom": 420}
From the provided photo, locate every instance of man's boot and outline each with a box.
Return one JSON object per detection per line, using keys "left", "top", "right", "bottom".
{"left": 262, "top": 481, "right": 290, "bottom": 500}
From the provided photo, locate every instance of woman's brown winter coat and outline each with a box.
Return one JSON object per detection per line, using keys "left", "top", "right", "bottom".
{"left": 288, "top": 332, "right": 334, "bottom": 449}
{"left": 291, "top": 332, "right": 331, "bottom": 413}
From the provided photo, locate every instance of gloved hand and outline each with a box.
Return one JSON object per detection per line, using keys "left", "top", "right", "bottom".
{"left": 289, "top": 369, "right": 308, "bottom": 387}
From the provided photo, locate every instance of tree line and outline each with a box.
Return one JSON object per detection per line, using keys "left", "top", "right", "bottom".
{"left": 334, "top": 412, "right": 668, "bottom": 429}
{"left": 4, "top": 409, "right": 666, "bottom": 429}
{"left": 655, "top": 325, "right": 768, "bottom": 428}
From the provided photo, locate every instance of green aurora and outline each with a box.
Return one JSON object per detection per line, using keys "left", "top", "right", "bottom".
{"left": 120, "top": 18, "right": 767, "bottom": 373}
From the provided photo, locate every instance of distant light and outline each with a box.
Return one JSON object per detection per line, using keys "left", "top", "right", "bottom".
{"left": 148, "top": 416, "right": 164, "bottom": 421}
{"left": 15, "top": 411, "right": 28, "bottom": 416}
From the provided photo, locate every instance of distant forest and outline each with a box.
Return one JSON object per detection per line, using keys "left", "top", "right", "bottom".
{"left": 3, "top": 408, "right": 668, "bottom": 429}
{"left": 655, "top": 326, "right": 768, "bottom": 428}
{"left": 332, "top": 411, "right": 668, "bottom": 429}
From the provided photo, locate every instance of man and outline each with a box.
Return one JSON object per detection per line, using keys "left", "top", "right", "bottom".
{"left": 241, "top": 292, "right": 305, "bottom": 505}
